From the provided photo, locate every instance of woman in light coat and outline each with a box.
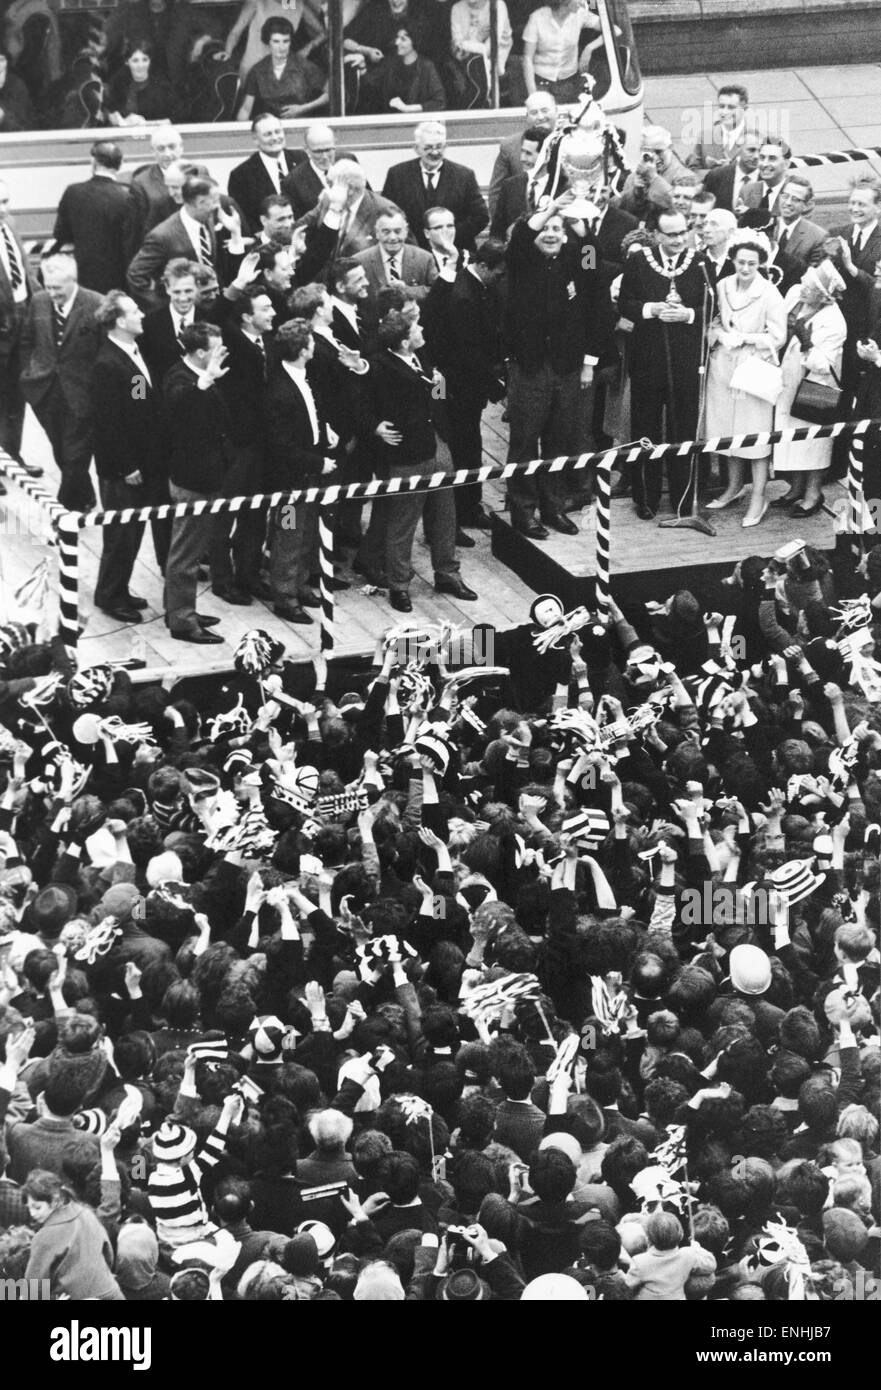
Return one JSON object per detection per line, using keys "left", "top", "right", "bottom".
{"left": 773, "top": 259, "right": 847, "bottom": 517}
{"left": 705, "top": 232, "right": 787, "bottom": 527}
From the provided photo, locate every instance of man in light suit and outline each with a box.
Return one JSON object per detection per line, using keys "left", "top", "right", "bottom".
{"left": 128, "top": 176, "right": 227, "bottom": 308}
{"left": 265, "top": 319, "right": 337, "bottom": 624}
{"left": 0, "top": 179, "right": 38, "bottom": 477}
{"left": 353, "top": 210, "right": 437, "bottom": 314}
{"left": 227, "top": 113, "right": 306, "bottom": 234}
{"left": 771, "top": 175, "right": 828, "bottom": 269}
{"left": 381, "top": 121, "right": 488, "bottom": 255}
{"left": 823, "top": 176, "right": 881, "bottom": 390}
{"left": 298, "top": 160, "right": 403, "bottom": 258}
{"left": 487, "top": 92, "right": 557, "bottom": 217}
{"left": 18, "top": 252, "right": 103, "bottom": 511}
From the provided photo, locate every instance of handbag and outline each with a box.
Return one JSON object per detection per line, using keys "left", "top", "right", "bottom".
{"left": 790, "top": 364, "right": 844, "bottom": 425}
{"left": 729, "top": 355, "right": 784, "bottom": 405}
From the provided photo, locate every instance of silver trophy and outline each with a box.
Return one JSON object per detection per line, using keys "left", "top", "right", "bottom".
{"left": 557, "top": 122, "right": 605, "bottom": 223}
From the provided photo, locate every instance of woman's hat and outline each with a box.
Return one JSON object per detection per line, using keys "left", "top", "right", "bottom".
{"left": 153, "top": 1121, "right": 197, "bottom": 1162}
{"left": 804, "top": 259, "right": 846, "bottom": 300}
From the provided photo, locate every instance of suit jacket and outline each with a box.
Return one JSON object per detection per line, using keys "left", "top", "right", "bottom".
{"left": 310, "top": 331, "right": 368, "bottom": 446}
{"left": 161, "top": 359, "right": 233, "bottom": 492}
{"left": 488, "top": 131, "right": 523, "bottom": 217}
{"left": 227, "top": 149, "right": 305, "bottom": 234}
{"left": 90, "top": 338, "right": 163, "bottom": 480}
{"left": 128, "top": 160, "right": 211, "bottom": 247}
{"left": 703, "top": 159, "right": 754, "bottom": 213}
{"left": 490, "top": 172, "right": 528, "bottom": 241}
{"left": 827, "top": 221, "right": 881, "bottom": 347}
{"left": 503, "top": 219, "right": 610, "bottom": 375}
{"left": 595, "top": 204, "right": 639, "bottom": 283}
{"left": 19, "top": 287, "right": 104, "bottom": 415}
{"left": 367, "top": 346, "right": 437, "bottom": 469}
{"left": 381, "top": 157, "right": 489, "bottom": 254}
{"left": 0, "top": 217, "right": 37, "bottom": 360}
{"left": 127, "top": 209, "right": 218, "bottom": 308}
{"left": 140, "top": 304, "right": 209, "bottom": 386}
{"left": 218, "top": 324, "right": 269, "bottom": 447}
{"left": 738, "top": 178, "right": 788, "bottom": 217}
{"left": 775, "top": 215, "right": 828, "bottom": 269}
{"left": 428, "top": 267, "right": 503, "bottom": 403}
{"left": 618, "top": 247, "right": 704, "bottom": 384}
{"left": 352, "top": 243, "right": 438, "bottom": 306}
{"left": 331, "top": 304, "right": 366, "bottom": 355}
{"left": 265, "top": 364, "right": 329, "bottom": 490}
{"left": 51, "top": 175, "right": 134, "bottom": 294}
{"left": 298, "top": 189, "right": 405, "bottom": 258}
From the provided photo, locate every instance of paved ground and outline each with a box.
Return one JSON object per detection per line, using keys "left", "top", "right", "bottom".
{"left": 644, "top": 64, "right": 881, "bottom": 204}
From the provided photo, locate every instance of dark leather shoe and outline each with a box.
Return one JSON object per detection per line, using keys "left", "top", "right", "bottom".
{"left": 212, "top": 585, "right": 252, "bottom": 606}
{"left": 124, "top": 594, "right": 148, "bottom": 610}
{"left": 771, "top": 493, "right": 801, "bottom": 509}
{"left": 18, "top": 459, "right": 43, "bottom": 478}
{"left": 635, "top": 505, "right": 656, "bottom": 521}
{"left": 298, "top": 590, "right": 321, "bottom": 608}
{"left": 514, "top": 520, "right": 549, "bottom": 540}
{"left": 542, "top": 512, "right": 579, "bottom": 535}
{"left": 243, "top": 578, "right": 274, "bottom": 602}
{"left": 461, "top": 511, "right": 492, "bottom": 530}
{"left": 390, "top": 589, "right": 413, "bottom": 613}
{"left": 197, "top": 614, "right": 221, "bottom": 627}
{"left": 790, "top": 494, "right": 824, "bottom": 518}
{"left": 98, "top": 604, "right": 142, "bottom": 624}
{"left": 171, "top": 627, "right": 224, "bottom": 644}
{"left": 435, "top": 577, "right": 478, "bottom": 601}
{"left": 273, "top": 603, "right": 313, "bottom": 624}
{"left": 330, "top": 577, "right": 351, "bottom": 591}
{"left": 455, "top": 528, "right": 476, "bottom": 548}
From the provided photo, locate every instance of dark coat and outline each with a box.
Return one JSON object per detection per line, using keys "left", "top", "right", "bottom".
{"left": 490, "top": 172, "right": 528, "bottom": 241}
{"left": 127, "top": 209, "right": 218, "bottom": 308}
{"left": 367, "top": 346, "right": 436, "bottom": 468}
{"left": 503, "top": 219, "right": 611, "bottom": 375}
{"left": 140, "top": 304, "right": 209, "bottom": 387}
{"left": 264, "top": 363, "right": 329, "bottom": 489}
{"left": 282, "top": 160, "right": 328, "bottom": 220}
{"left": 90, "top": 338, "right": 163, "bottom": 480}
{"left": 19, "top": 287, "right": 104, "bottom": 415}
{"left": 51, "top": 175, "right": 135, "bottom": 293}
{"left": 0, "top": 216, "right": 37, "bottom": 360}
{"left": 381, "top": 157, "right": 488, "bottom": 254}
{"left": 595, "top": 204, "right": 639, "bottom": 282}
{"left": 227, "top": 149, "right": 306, "bottom": 234}
{"left": 161, "top": 358, "right": 234, "bottom": 492}
{"left": 430, "top": 267, "right": 504, "bottom": 404}
{"left": 218, "top": 324, "right": 269, "bottom": 446}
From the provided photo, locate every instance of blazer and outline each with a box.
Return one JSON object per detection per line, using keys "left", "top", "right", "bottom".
{"left": 738, "top": 178, "right": 788, "bottom": 217}
{"left": 0, "top": 216, "right": 37, "bottom": 359}
{"left": 51, "top": 175, "right": 135, "bottom": 294}
{"left": 774, "top": 215, "right": 829, "bottom": 269}
{"left": 218, "top": 324, "right": 269, "bottom": 447}
{"left": 127, "top": 209, "right": 217, "bottom": 308}
{"left": 227, "top": 149, "right": 306, "bottom": 234}
{"left": 429, "top": 267, "right": 504, "bottom": 403}
{"left": 352, "top": 243, "right": 438, "bottom": 305}
{"left": 490, "top": 172, "right": 528, "bottom": 241}
{"left": 331, "top": 304, "right": 366, "bottom": 355}
{"left": 381, "top": 157, "right": 489, "bottom": 254}
{"left": 367, "top": 346, "right": 437, "bottom": 469}
{"left": 19, "top": 287, "right": 104, "bottom": 415}
{"left": 128, "top": 160, "right": 211, "bottom": 245}
{"left": 594, "top": 204, "right": 639, "bottom": 283}
{"left": 265, "top": 364, "right": 329, "bottom": 490}
{"left": 488, "top": 131, "right": 527, "bottom": 216}
{"left": 826, "top": 220, "right": 881, "bottom": 344}
{"left": 140, "top": 304, "right": 209, "bottom": 386}
{"left": 161, "top": 358, "right": 234, "bottom": 493}
{"left": 90, "top": 338, "right": 163, "bottom": 480}
{"left": 702, "top": 159, "right": 753, "bottom": 213}
{"left": 298, "top": 188, "right": 405, "bottom": 258}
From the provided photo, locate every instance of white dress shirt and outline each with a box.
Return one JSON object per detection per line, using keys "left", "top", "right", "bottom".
{"left": 109, "top": 332, "right": 153, "bottom": 388}
{"left": 259, "top": 151, "right": 289, "bottom": 193}
{"left": 331, "top": 295, "right": 360, "bottom": 335}
{"left": 852, "top": 219, "right": 878, "bottom": 253}
{"left": 0, "top": 223, "right": 27, "bottom": 304}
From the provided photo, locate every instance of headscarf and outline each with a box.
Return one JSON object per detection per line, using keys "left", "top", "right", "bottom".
{"left": 115, "top": 1222, "right": 160, "bottom": 1292}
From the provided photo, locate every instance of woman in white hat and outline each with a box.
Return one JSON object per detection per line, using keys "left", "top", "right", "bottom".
{"left": 772, "top": 259, "right": 847, "bottom": 517}
{"left": 705, "top": 231, "right": 787, "bottom": 528}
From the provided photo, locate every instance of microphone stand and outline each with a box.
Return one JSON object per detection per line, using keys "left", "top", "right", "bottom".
{"left": 659, "top": 256, "right": 716, "bottom": 536}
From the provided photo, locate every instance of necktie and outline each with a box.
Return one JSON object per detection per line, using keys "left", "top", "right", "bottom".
{"left": 1, "top": 225, "right": 23, "bottom": 291}
{"left": 175, "top": 317, "right": 188, "bottom": 350}
{"left": 336, "top": 211, "right": 350, "bottom": 255}
{"left": 389, "top": 254, "right": 401, "bottom": 281}
{"left": 198, "top": 223, "right": 212, "bottom": 264}
{"left": 132, "top": 345, "right": 151, "bottom": 387}
{"left": 853, "top": 228, "right": 863, "bottom": 253}
{"left": 759, "top": 184, "right": 771, "bottom": 211}
{"left": 778, "top": 225, "right": 789, "bottom": 252}
{"left": 278, "top": 157, "right": 287, "bottom": 186}
{"left": 53, "top": 305, "right": 66, "bottom": 348}
{"left": 255, "top": 335, "right": 267, "bottom": 380}
{"left": 426, "top": 171, "right": 437, "bottom": 196}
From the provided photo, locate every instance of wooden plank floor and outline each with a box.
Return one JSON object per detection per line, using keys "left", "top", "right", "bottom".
{"left": 1, "top": 405, "right": 843, "bottom": 675}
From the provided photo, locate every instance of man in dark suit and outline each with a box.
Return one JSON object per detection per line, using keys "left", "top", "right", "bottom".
{"left": 140, "top": 258, "right": 206, "bottom": 385}
{"left": 352, "top": 210, "right": 437, "bottom": 312}
{"left": 282, "top": 122, "right": 339, "bottom": 218}
{"left": 702, "top": 128, "right": 763, "bottom": 212}
{"left": 381, "top": 120, "right": 488, "bottom": 255}
{"left": 487, "top": 92, "right": 557, "bottom": 217}
{"left": 327, "top": 258, "right": 371, "bottom": 353}
{"left": 211, "top": 286, "right": 275, "bottom": 604}
{"left": 228, "top": 113, "right": 306, "bottom": 234}
{"left": 594, "top": 197, "right": 640, "bottom": 284}
{"left": 489, "top": 127, "right": 547, "bottom": 241}
{"left": 49, "top": 141, "right": 134, "bottom": 294}
{"left": 358, "top": 309, "right": 476, "bottom": 614}
{"left": 737, "top": 137, "right": 792, "bottom": 218}
{"left": 127, "top": 176, "right": 242, "bottom": 309}
{"left": 0, "top": 179, "right": 38, "bottom": 477}
{"left": 265, "top": 319, "right": 336, "bottom": 624}
{"left": 298, "top": 161, "right": 403, "bottom": 258}
{"left": 618, "top": 210, "right": 705, "bottom": 520}
{"left": 91, "top": 291, "right": 162, "bottom": 624}
{"left": 503, "top": 196, "right": 611, "bottom": 538}
{"left": 424, "top": 238, "right": 507, "bottom": 532}
{"left": 161, "top": 322, "right": 233, "bottom": 644}
{"left": 823, "top": 177, "right": 881, "bottom": 391}
{"left": 18, "top": 253, "right": 103, "bottom": 511}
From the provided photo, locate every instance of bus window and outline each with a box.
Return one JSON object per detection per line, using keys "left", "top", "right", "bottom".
{"left": 601, "top": 0, "right": 642, "bottom": 97}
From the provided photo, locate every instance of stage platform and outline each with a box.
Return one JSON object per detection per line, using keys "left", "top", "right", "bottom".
{"left": 1, "top": 404, "right": 843, "bottom": 677}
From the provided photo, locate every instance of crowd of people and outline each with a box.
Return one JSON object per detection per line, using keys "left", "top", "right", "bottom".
{"left": 2, "top": 89, "right": 881, "bottom": 640}
{"left": 0, "top": 516, "right": 876, "bottom": 1300}
{"left": 0, "top": 0, "right": 635, "bottom": 128}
